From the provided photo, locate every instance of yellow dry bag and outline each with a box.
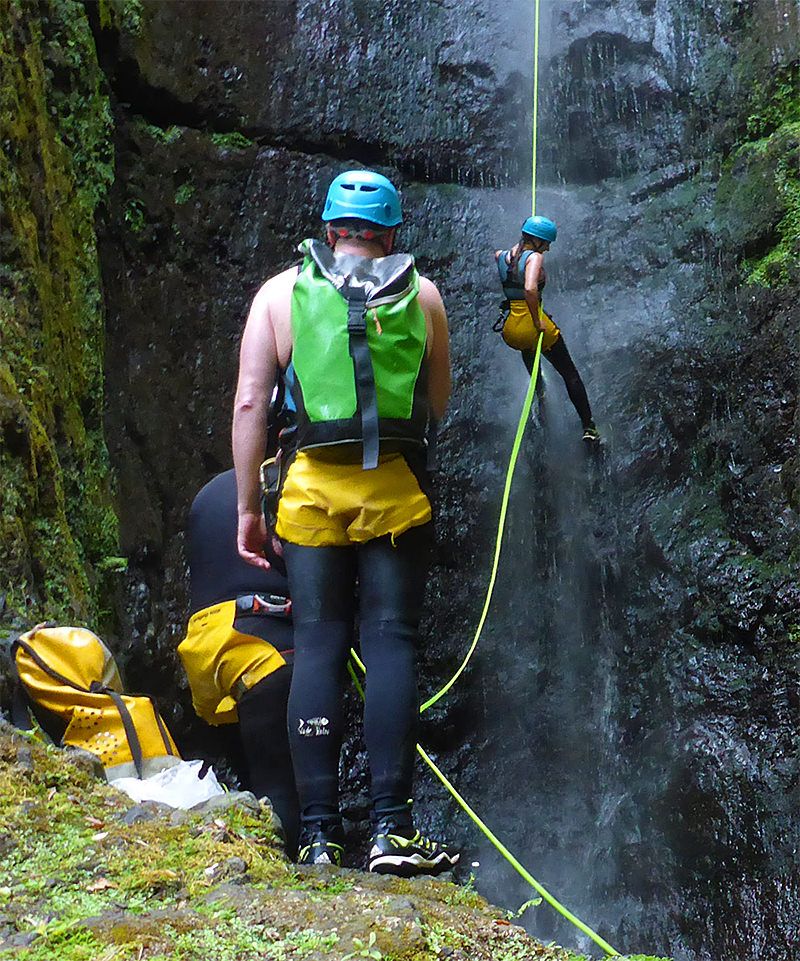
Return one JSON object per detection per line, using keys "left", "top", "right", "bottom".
{"left": 14, "top": 625, "right": 180, "bottom": 780}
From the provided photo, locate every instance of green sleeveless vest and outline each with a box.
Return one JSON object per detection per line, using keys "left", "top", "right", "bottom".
{"left": 287, "top": 239, "right": 429, "bottom": 468}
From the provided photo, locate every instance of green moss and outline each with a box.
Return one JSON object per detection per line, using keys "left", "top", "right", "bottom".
{"left": 97, "top": 0, "right": 143, "bottom": 35}
{"left": 174, "top": 182, "right": 196, "bottom": 205}
{"left": 124, "top": 198, "right": 146, "bottom": 232}
{"left": 743, "top": 123, "right": 800, "bottom": 286}
{"left": 713, "top": 60, "right": 800, "bottom": 288}
{"left": 133, "top": 119, "right": 184, "bottom": 144}
{"left": 0, "top": 1, "right": 120, "bottom": 622}
{"left": 744, "top": 65, "right": 800, "bottom": 141}
{"left": 211, "top": 131, "right": 255, "bottom": 150}
{"left": 2, "top": 730, "right": 619, "bottom": 961}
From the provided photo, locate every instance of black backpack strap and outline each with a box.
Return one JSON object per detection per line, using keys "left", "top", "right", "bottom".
{"left": 100, "top": 686, "right": 145, "bottom": 779}
{"left": 344, "top": 285, "right": 380, "bottom": 470}
{"left": 6, "top": 636, "right": 34, "bottom": 731}
{"left": 153, "top": 704, "right": 177, "bottom": 757}
{"left": 14, "top": 637, "right": 88, "bottom": 693}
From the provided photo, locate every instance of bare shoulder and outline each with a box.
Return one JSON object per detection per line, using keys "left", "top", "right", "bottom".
{"left": 253, "top": 265, "right": 300, "bottom": 307}
{"left": 417, "top": 274, "right": 446, "bottom": 312}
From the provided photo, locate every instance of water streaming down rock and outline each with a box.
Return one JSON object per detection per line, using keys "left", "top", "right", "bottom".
{"left": 28, "top": 1, "right": 796, "bottom": 958}
{"left": 449, "top": 3, "right": 800, "bottom": 959}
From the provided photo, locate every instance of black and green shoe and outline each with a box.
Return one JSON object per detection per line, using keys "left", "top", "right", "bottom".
{"left": 368, "top": 820, "right": 459, "bottom": 877}
{"left": 297, "top": 821, "right": 345, "bottom": 867}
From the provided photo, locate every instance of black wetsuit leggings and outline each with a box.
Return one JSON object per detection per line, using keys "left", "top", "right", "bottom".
{"left": 236, "top": 663, "right": 299, "bottom": 856}
{"left": 283, "top": 524, "right": 432, "bottom": 826}
{"left": 522, "top": 335, "right": 594, "bottom": 429}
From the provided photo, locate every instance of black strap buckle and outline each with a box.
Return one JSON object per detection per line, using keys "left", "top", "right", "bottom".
{"left": 346, "top": 288, "right": 368, "bottom": 334}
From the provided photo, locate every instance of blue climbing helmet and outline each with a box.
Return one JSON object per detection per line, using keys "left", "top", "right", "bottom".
{"left": 521, "top": 215, "right": 557, "bottom": 243}
{"left": 322, "top": 170, "right": 402, "bottom": 227}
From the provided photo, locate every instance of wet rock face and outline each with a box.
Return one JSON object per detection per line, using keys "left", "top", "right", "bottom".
{"left": 107, "top": 0, "right": 530, "bottom": 186}
{"left": 467, "top": 1, "right": 799, "bottom": 959}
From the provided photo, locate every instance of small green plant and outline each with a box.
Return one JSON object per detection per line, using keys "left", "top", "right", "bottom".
{"left": 174, "top": 182, "right": 195, "bottom": 205}
{"left": 425, "top": 921, "right": 468, "bottom": 954}
{"left": 123, "top": 199, "right": 145, "bottom": 233}
{"left": 445, "top": 870, "right": 482, "bottom": 907}
{"left": 98, "top": 0, "right": 143, "bottom": 34}
{"left": 141, "top": 122, "right": 183, "bottom": 144}
{"left": 505, "top": 896, "right": 542, "bottom": 919}
{"left": 342, "top": 931, "right": 382, "bottom": 960}
{"left": 211, "top": 131, "right": 254, "bottom": 150}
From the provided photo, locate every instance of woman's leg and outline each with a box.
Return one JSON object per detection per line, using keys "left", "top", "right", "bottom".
{"left": 544, "top": 336, "right": 595, "bottom": 429}
{"left": 282, "top": 543, "right": 357, "bottom": 822}
{"left": 520, "top": 348, "right": 535, "bottom": 375}
{"left": 357, "top": 523, "right": 433, "bottom": 824}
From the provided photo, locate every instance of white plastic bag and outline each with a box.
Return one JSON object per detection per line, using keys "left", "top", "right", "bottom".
{"left": 110, "top": 758, "right": 225, "bottom": 809}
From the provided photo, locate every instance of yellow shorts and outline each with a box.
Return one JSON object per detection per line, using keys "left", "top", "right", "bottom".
{"left": 177, "top": 599, "right": 287, "bottom": 725}
{"left": 501, "top": 301, "right": 561, "bottom": 352}
{"left": 275, "top": 450, "right": 431, "bottom": 547}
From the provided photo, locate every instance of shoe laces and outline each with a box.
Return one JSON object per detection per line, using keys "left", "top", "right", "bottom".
{"left": 381, "top": 826, "right": 440, "bottom": 851}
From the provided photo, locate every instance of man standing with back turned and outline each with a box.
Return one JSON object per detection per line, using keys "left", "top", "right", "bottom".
{"left": 232, "top": 169, "right": 459, "bottom": 875}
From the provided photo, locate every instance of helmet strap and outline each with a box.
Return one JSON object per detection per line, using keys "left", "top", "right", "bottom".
{"left": 326, "top": 226, "right": 395, "bottom": 255}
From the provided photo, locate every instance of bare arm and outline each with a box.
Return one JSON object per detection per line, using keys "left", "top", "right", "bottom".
{"left": 418, "top": 276, "right": 451, "bottom": 422}
{"left": 523, "top": 252, "right": 546, "bottom": 332}
{"left": 232, "top": 284, "right": 277, "bottom": 569}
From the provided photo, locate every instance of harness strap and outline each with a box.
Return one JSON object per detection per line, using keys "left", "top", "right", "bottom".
{"left": 235, "top": 592, "right": 292, "bottom": 619}
{"left": 344, "top": 285, "right": 380, "bottom": 470}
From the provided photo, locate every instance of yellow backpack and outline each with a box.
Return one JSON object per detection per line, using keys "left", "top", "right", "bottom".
{"left": 13, "top": 625, "right": 180, "bottom": 780}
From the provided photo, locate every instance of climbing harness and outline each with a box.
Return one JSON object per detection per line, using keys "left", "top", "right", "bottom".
{"left": 495, "top": 249, "right": 561, "bottom": 352}
{"left": 178, "top": 599, "right": 289, "bottom": 726}
{"left": 347, "top": 0, "right": 621, "bottom": 954}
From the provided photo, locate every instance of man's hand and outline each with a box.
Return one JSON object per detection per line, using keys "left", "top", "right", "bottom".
{"left": 237, "top": 510, "right": 271, "bottom": 570}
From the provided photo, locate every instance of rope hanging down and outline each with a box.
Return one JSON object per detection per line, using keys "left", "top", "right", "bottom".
{"left": 349, "top": 1, "right": 621, "bottom": 954}
{"left": 531, "top": 0, "right": 540, "bottom": 216}
{"left": 419, "top": 331, "right": 543, "bottom": 713}
{"left": 421, "top": 0, "right": 545, "bottom": 714}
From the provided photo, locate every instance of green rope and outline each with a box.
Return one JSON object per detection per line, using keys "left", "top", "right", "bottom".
{"left": 348, "top": 649, "right": 619, "bottom": 955}
{"left": 417, "top": 744, "right": 620, "bottom": 957}
{"left": 346, "top": 5, "right": 621, "bottom": 954}
{"left": 419, "top": 332, "right": 543, "bottom": 713}
{"left": 531, "top": 0, "right": 540, "bottom": 216}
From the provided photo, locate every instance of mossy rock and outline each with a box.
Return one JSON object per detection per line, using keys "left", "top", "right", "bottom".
{"left": 0, "top": 0, "right": 120, "bottom": 625}
{"left": 1, "top": 721, "right": 623, "bottom": 960}
{"left": 714, "top": 136, "right": 787, "bottom": 257}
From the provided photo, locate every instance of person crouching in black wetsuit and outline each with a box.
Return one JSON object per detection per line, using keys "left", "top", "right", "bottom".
{"left": 177, "top": 468, "right": 299, "bottom": 855}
